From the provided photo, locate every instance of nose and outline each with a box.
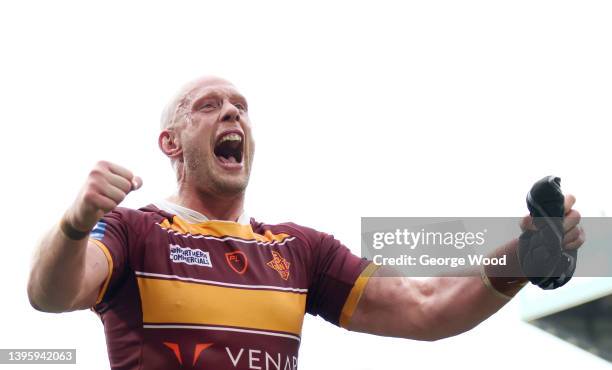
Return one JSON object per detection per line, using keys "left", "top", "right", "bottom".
{"left": 220, "top": 100, "right": 240, "bottom": 122}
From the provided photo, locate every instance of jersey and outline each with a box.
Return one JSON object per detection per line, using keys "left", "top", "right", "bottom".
{"left": 89, "top": 204, "right": 376, "bottom": 370}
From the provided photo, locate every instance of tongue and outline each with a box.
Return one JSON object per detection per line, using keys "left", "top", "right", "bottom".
{"left": 218, "top": 155, "right": 238, "bottom": 164}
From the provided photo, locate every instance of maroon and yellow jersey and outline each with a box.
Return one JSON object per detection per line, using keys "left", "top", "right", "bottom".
{"left": 89, "top": 204, "right": 376, "bottom": 370}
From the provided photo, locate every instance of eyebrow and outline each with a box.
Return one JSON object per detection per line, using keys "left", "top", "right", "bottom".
{"left": 190, "top": 89, "right": 248, "bottom": 110}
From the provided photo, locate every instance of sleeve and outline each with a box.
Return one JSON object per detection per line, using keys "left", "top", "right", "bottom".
{"left": 88, "top": 209, "right": 130, "bottom": 307}
{"left": 305, "top": 230, "right": 378, "bottom": 328}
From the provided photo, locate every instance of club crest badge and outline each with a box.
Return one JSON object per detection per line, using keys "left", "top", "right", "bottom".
{"left": 266, "top": 250, "right": 291, "bottom": 280}
{"left": 225, "top": 251, "right": 248, "bottom": 274}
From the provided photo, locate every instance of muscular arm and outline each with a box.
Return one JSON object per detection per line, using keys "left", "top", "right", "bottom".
{"left": 27, "top": 161, "right": 141, "bottom": 313}
{"left": 348, "top": 197, "right": 584, "bottom": 341}
{"left": 347, "top": 241, "right": 520, "bottom": 341}
{"left": 27, "top": 227, "right": 108, "bottom": 312}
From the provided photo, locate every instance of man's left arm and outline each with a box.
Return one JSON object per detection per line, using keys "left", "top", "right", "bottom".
{"left": 346, "top": 195, "right": 585, "bottom": 341}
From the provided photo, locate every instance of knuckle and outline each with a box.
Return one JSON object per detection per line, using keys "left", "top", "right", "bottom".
{"left": 116, "top": 192, "right": 127, "bottom": 202}
{"left": 119, "top": 179, "right": 132, "bottom": 193}
{"left": 96, "top": 160, "right": 110, "bottom": 168}
{"left": 82, "top": 191, "right": 99, "bottom": 206}
{"left": 124, "top": 168, "right": 134, "bottom": 179}
{"left": 87, "top": 180, "right": 102, "bottom": 193}
{"left": 89, "top": 168, "right": 102, "bottom": 177}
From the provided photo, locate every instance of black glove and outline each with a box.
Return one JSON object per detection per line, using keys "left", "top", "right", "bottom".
{"left": 518, "top": 176, "right": 577, "bottom": 290}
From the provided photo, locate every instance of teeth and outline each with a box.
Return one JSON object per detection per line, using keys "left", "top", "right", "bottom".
{"left": 218, "top": 133, "right": 242, "bottom": 143}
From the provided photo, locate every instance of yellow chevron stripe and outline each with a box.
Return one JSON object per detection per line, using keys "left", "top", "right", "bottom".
{"left": 158, "top": 216, "right": 291, "bottom": 243}
{"left": 137, "top": 277, "right": 306, "bottom": 335}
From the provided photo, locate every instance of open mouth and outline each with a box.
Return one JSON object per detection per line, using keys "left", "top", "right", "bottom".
{"left": 214, "top": 131, "right": 244, "bottom": 166}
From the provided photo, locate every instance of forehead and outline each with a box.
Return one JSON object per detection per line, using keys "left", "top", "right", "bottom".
{"left": 183, "top": 81, "right": 246, "bottom": 104}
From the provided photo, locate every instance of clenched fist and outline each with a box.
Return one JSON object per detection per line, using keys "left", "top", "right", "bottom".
{"left": 64, "top": 161, "right": 142, "bottom": 233}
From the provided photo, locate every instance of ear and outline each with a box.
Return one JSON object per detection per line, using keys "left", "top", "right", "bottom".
{"left": 158, "top": 129, "right": 182, "bottom": 159}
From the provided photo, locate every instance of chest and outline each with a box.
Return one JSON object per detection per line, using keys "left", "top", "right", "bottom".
{"left": 132, "top": 224, "right": 309, "bottom": 337}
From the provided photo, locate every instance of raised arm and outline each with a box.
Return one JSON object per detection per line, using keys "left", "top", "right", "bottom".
{"left": 346, "top": 196, "right": 584, "bottom": 341}
{"left": 27, "top": 161, "right": 141, "bottom": 313}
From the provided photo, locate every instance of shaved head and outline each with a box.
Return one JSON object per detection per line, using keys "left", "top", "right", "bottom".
{"left": 160, "top": 76, "right": 236, "bottom": 131}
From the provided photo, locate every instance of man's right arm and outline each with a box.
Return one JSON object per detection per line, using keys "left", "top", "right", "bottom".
{"left": 27, "top": 161, "right": 142, "bottom": 313}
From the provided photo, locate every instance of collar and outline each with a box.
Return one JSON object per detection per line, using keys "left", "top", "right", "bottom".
{"left": 153, "top": 199, "right": 251, "bottom": 226}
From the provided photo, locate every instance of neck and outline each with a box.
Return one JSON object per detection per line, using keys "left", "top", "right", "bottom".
{"left": 169, "top": 184, "right": 245, "bottom": 222}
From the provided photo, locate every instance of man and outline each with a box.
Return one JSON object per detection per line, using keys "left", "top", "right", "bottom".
{"left": 27, "top": 76, "right": 585, "bottom": 370}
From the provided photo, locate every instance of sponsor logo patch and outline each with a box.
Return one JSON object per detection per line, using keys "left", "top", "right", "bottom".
{"left": 225, "top": 251, "right": 248, "bottom": 274}
{"left": 266, "top": 251, "right": 291, "bottom": 280}
{"left": 169, "top": 244, "right": 212, "bottom": 268}
{"left": 163, "top": 342, "right": 213, "bottom": 366}
{"left": 226, "top": 346, "right": 297, "bottom": 370}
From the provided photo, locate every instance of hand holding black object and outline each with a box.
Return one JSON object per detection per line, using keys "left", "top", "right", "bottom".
{"left": 518, "top": 176, "right": 577, "bottom": 290}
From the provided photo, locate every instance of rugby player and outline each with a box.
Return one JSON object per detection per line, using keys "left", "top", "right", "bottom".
{"left": 27, "top": 76, "right": 586, "bottom": 370}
